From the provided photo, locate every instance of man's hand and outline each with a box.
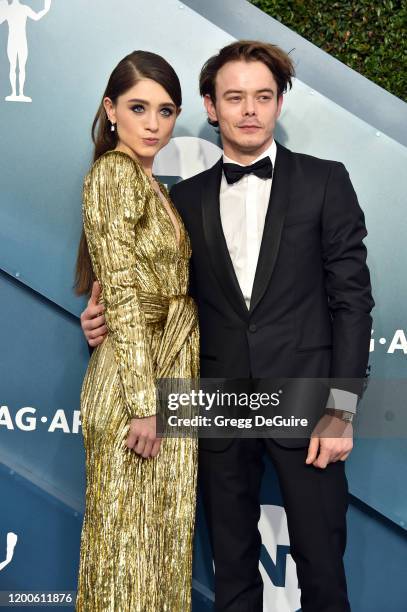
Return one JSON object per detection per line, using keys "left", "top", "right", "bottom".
{"left": 306, "top": 414, "right": 353, "bottom": 469}
{"left": 80, "top": 281, "right": 107, "bottom": 347}
{"left": 126, "top": 416, "right": 161, "bottom": 459}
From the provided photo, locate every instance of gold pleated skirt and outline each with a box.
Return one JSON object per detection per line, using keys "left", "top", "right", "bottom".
{"left": 76, "top": 321, "right": 198, "bottom": 611}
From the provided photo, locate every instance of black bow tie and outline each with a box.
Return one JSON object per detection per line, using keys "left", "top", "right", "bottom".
{"left": 223, "top": 156, "right": 273, "bottom": 185}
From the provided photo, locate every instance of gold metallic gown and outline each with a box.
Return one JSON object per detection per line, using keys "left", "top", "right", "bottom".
{"left": 76, "top": 151, "right": 199, "bottom": 612}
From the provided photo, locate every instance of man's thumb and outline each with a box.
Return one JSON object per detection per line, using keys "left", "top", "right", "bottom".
{"left": 90, "top": 280, "right": 101, "bottom": 304}
{"left": 306, "top": 436, "right": 319, "bottom": 464}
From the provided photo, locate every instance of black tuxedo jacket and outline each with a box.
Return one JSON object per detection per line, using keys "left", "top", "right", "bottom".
{"left": 170, "top": 142, "right": 374, "bottom": 448}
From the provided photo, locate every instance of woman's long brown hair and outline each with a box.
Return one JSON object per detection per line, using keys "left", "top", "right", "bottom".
{"left": 74, "top": 50, "right": 182, "bottom": 296}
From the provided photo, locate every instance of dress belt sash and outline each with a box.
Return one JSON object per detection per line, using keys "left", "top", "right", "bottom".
{"left": 137, "top": 291, "right": 198, "bottom": 378}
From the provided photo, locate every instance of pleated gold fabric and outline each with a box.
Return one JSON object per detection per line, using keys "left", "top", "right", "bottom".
{"left": 76, "top": 151, "right": 199, "bottom": 612}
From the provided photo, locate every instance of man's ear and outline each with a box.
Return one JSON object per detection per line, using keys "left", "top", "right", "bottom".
{"left": 276, "top": 94, "right": 284, "bottom": 119}
{"left": 203, "top": 94, "right": 218, "bottom": 124}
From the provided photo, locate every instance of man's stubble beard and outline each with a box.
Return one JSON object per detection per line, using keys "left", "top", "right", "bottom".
{"left": 221, "top": 131, "right": 274, "bottom": 157}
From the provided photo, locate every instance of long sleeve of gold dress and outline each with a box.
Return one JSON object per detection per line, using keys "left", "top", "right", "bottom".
{"left": 75, "top": 150, "right": 199, "bottom": 612}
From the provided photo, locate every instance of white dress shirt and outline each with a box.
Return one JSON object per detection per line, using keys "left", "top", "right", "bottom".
{"left": 219, "top": 139, "right": 357, "bottom": 414}
{"left": 220, "top": 139, "right": 276, "bottom": 310}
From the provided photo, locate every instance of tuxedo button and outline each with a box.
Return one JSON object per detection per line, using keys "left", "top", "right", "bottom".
{"left": 249, "top": 323, "right": 257, "bottom": 333}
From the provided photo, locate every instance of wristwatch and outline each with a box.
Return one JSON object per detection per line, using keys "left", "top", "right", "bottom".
{"left": 326, "top": 408, "right": 354, "bottom": 423}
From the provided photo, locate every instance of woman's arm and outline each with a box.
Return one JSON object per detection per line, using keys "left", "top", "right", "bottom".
{"left": 82, "top": 152, "right": 156, "bottom": 419}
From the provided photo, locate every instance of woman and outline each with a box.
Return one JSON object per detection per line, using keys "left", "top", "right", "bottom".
{"left": 74, "top": 50, "right": 199, "bottom": 611}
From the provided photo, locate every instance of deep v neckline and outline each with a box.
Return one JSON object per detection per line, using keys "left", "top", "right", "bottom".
{"left": 152, "top": 181, "right": 183, "bottom": 251}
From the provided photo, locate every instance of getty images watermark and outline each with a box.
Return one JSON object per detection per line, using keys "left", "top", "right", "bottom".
{"left": 155, "top": 378, "right": 349, "bottom": 439}
{"left": 165, "top": 387, "right": 309, "bottom": 431}
{"left": 155, "top": 376, "right": 407, "bottom": 439}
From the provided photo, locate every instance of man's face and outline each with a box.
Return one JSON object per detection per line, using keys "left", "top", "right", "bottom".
{"left": 204, "top": 60, "right": 283, "bottom": 160}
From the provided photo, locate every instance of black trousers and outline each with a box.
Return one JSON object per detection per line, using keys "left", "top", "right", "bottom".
{"left": 198, "top": 437, "right": 351, "bottom": 612}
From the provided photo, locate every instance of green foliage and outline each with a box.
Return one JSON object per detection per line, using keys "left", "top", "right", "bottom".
{"left": 249, "top": 0, "right": 407, "bottom": 101}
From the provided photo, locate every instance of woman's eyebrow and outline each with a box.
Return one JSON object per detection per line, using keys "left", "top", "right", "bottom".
{"left": 127, "top": 98, "right": 149, "bottom": 104}
{"left": 127, "top": 98, "right": 176, "bottom": 107}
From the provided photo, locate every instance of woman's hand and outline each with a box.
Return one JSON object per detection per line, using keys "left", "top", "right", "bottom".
{"left": 126, "top": 415, "right": 162, "bottom": 458}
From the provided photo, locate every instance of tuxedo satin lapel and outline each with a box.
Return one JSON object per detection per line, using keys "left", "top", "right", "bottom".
{"left": 250, "top": 143, "right": 293, "bottom": 314}
{"left": 201, "top": 159, "right": 249, "bottom": 319}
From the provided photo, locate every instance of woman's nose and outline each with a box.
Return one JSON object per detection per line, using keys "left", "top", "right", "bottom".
{"left": 145, "top": 112, "right": 159, "bottom": 132}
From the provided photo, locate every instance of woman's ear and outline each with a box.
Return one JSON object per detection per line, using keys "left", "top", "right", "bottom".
{"left": 103, "top": 97, "right": 116, "bottom": 123}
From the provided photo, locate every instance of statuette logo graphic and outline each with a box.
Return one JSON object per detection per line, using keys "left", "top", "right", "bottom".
{"left": 0, "top": 532, "right": 18, "bottom": 571}
{"left": 0, "top": 0, "right": 51, "bottom": 102}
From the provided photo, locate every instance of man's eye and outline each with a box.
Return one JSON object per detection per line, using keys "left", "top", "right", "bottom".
{"left": 131, "top": 104, "right": 144, "bottom": 113}
{"left": 161, "top": 107, "right": 174, "bottom": 117}
{"left": 259, "top": 96, "right": 272, "bottom": 101}
{"left": 228, "top": 97, "right": 241, "bottom": 102}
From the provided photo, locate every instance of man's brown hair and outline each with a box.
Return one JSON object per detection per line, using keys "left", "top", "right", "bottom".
{"left": 199, "top": 40, "right": 295, "bottom": 126}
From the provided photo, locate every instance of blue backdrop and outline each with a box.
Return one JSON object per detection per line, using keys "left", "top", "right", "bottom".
{"left": 1, "top": 1, "right": 406, "bottom": 610}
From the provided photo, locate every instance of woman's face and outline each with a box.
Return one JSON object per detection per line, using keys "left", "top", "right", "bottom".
{"left": 104, "top": 78, "right": 179, "bottom": 162}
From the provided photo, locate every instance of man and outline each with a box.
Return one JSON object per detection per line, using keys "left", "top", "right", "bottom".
{"left": 81, "top": 41, "right": 373, "bottom": 611}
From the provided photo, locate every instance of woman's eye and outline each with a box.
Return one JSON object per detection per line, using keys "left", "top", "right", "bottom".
{"left": 160, "top": 107, "right": 174, "bottom": 117}
{"left": 131, "top": 104, "right": 144, "bottom": 113}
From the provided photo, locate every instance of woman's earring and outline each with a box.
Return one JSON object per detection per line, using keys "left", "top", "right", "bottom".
{"left": 110, "top": 122, "right": 116, "bottom": 132}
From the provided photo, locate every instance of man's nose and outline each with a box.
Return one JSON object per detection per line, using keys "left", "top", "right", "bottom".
{"left": 243, "top": 98, "right": 256, "bottom": 116}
